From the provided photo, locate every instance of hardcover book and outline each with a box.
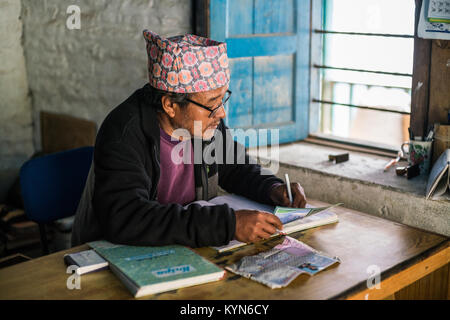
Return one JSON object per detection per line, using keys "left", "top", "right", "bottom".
{"left": 88, "top": 240, "right": 225, "bottom": 298}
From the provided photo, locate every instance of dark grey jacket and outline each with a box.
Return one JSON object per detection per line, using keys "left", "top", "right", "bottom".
{"left": 71, "top": 84, "right": 283, "bottom": 248}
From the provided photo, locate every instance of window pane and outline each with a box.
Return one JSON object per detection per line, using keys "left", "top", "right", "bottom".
{"left": 323, "top": 34, "right": 414, "bottom": 76}
{"left": 317, "top": 0, "right": 415, "bottom": 149}
{"left": 325, "top": 0, "right": 415, "bottom": 35}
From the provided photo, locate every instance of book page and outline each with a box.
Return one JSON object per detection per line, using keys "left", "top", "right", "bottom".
{"left": 211, "top": 197, "right": 340, "bottom": 252}
{"left": 208, "top": 194, "right": 275, "bottom": 213}
{"left": 185, "top": 194, "right": 274, "bottom": 212}
{"left": 184, "top": 200, "right": 215, "bottom": 209}
{"left": 282, "top": 211, "right": 338, "bottom": 231}
{"left": 426, "top": 149, "right": 450, "bottom": 199}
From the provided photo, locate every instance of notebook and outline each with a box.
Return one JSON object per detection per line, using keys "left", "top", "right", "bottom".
{"left": 185, "top": 194, "right": 341, "bottom": 252}
{"left": 63, "top": 249, "right": 109, "bottom": 275}
{"left": 426, "top": 149, "right": 450, "bottom": 200}
{"left": 88, "top": 240, "right": 225, "bottom": 298}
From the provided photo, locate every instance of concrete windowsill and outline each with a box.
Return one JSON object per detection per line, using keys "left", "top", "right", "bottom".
{"left": 249, "top": 141, "right": 450, "bottom": 237}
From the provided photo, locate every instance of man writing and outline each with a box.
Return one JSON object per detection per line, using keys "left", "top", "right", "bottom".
{"left": 71, "top": 30, "right": 306, "bottom": 248}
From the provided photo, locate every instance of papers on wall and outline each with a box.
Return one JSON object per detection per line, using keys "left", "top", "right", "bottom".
{"left": 418, "top": 0, "right": 450, "bottom": 40}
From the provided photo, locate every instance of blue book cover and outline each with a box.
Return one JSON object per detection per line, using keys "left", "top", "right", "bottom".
{"left": 88, "top": 241, "right": 225, "bottom": 298}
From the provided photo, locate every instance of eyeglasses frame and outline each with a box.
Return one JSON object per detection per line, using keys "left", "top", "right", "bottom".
{"left": 185, "top": 90, "right": 232, "bottom": 118}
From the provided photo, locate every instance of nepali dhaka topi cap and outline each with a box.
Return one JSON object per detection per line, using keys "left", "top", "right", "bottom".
{"left": 143, "top": 29, "right": 230, "bottom": 93}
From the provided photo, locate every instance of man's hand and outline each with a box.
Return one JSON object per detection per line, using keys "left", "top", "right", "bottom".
{"left": 269, "top": 182, "right": 307, "bottom": 208}
{"left": 234, "top": 210, "right": 283, "bottom": 243}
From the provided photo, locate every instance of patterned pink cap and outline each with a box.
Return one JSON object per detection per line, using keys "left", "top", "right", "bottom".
{"left": 143, "top": 30, "right": 231, "bottom": 93}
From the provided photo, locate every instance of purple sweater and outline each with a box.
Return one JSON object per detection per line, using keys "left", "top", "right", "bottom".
{"left": 157, "top": 128, "right": 196, "bottom": 205}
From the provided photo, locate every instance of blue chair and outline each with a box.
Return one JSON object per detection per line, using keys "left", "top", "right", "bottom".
{"left": 20, "top": 146, "right": 94, "bottom": 255}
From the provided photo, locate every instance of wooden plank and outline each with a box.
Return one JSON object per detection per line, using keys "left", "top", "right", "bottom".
{"left": 193, "top": 0, "right": 209, "bottom": 37}
{"left": 209, "top": 0, "right": 227, "bottom": 41}
{"left": 253, "top": 55, "right": 294, "bottom": 125}
{"left": 394, "top": 264, "right": 449, "bottom": 300}
{"left": 0, "top": 199, "right": 447, "bottom": 300}
{"left": 226, "top": 35, "right": 298, "bottom": 58}
{"left": 428, "top": 40, "right": 450, "bottom": 127}
{"left": 347, "top": 243, "right": 449, "bottom": 300}
{"left": 227, "top": 0, "right": 254, "bottom": 36}
{"left": 294, "top": 0, "right": 312, "bottom": 141}
{"left": 254, "top": 0, "right": 295, "bottom": 34}
{"left": 410, "top": 0, "right": 431, "bottom": 139}
{"left": 210, "top": 0, "right": 311, "bottom": 144}
{"left": 309, "top": 0, "right": 324, "bottom": 134}
{"left": 227, "top": 57, "right": 254, "bottom": 128}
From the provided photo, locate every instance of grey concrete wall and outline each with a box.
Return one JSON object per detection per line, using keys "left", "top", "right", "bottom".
{"left": 0, "top": 0, "right": 34, "bottom": 202}
{"left": 276, "top": 163, "right": 450, "bottom": 237}
{"left": 251, "top": 142, "right": 449, "bottom": 236}
{"left": 0, "top": 0, "right": 192, "bottom": 202}
{"left": 21, "top": 0, "right": 193, "bottom": 149}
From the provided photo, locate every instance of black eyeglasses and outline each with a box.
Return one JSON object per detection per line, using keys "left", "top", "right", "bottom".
{"left": 186, "top": 90, "right": 232, "bottom": 118}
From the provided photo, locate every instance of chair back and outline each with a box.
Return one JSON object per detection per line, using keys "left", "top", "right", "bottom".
{"left": 20, "top": 146, "right": 94, "bottom": 223}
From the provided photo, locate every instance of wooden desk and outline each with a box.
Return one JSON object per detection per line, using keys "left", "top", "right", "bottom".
{"left": 0, "top": 199, "right": 448, "bottom": 300}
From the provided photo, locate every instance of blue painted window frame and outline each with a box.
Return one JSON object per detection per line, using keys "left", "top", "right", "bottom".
{"left": 209, "top": 0, "right": 312, "bottom": 145}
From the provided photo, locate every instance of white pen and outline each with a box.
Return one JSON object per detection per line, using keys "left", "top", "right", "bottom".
{"left": 285, "top": 173, "right": 293, "bottom": 205}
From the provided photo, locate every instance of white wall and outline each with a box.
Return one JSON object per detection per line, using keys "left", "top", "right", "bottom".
{"left": 21, "top": 0, "right": 193, "bottom": 149}
{"left": 0, "top": 0, "right": 34, "bottom": 201}
{"left": 0, "top": 0, "right": 193, "bottom": 202}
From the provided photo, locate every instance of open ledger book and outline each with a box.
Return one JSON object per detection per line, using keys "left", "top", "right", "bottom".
{"left": 426, "top": 149, "right": 450, "bottom": 200}
{"left": 185, "top": 194, "right": 342, "bottom": 252}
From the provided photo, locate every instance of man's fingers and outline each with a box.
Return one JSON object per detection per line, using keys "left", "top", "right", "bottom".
{"left": 261, "top": 223, "right": 277, "bottom": 235}
{"left": 292, "top": 183, "right": 307, "bottom": 208}
{"left": 280, "top": 188, "right": 291, "bottom": 206}
{"left": 263, "top": 213, "right": 283, "bottom": 230}
{"left": 255, "top": 229, "right": 273, "bottom": 241}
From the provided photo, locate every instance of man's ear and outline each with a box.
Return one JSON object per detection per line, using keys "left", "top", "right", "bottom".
{"left": 161, "top": 95, "right": 176, "bottom": 118}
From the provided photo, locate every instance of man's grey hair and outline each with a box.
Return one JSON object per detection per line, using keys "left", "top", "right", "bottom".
{"left": 148, "top": 85, "right": 192, "bottom": 112}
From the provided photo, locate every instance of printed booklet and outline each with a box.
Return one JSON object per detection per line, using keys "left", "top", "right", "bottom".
{"left": 226, "top": 236, "right": 340, "bottom": 289}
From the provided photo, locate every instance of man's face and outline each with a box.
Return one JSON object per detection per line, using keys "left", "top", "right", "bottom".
{"left": 173, "top": 85, "right": 228, "bottom": 140}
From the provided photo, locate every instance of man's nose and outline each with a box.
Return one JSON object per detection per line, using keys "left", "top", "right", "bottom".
{"left": 215, "top": 104, "right": 226, "bottom": 119}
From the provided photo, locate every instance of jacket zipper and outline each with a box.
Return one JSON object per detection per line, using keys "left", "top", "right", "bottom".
{"left": 152, "top": 144, "right": 160, "bottom": 200}
{"left": 202, "top": 162, "right": 209, "bottom": 200}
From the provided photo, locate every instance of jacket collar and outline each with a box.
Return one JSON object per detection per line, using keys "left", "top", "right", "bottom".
{"left": 140, "top": 84, "right": 161, "bottom": 149}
